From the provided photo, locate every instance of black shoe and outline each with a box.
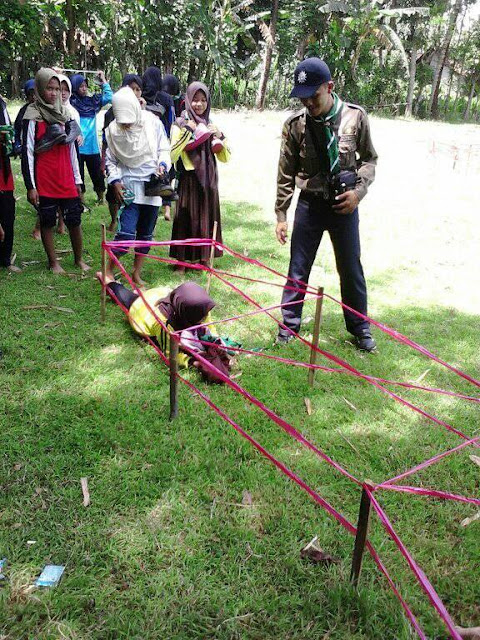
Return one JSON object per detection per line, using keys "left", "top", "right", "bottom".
{"left": 35, "top": 123, "right": 67, "bottom": 154}
{"left": 64, "top": 119, "right": 82, "bottom": 144}
{"left": 275, "top": 332, "right": 296, "bottom": 346}
{"left": 353, "top": 330, "right": 376, "bottom": 352}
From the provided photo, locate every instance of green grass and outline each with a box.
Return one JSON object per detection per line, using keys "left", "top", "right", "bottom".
{"left": 1, "top": 160, "right": 479, "bottom": 640}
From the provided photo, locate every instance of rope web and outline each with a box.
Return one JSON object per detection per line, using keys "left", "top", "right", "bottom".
{"left": 101, "top": 236, "right": 480, "bottom": 639}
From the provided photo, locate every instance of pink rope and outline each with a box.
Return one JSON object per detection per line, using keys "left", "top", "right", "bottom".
{"left": 101, "top": 238, "right": 475, "bottom": 638}
{"left": 104, "top": 246, "right": 361, "bottom": 487}
{"left": 323, "top": 293, "right": 480, "bottom": 389}
{"left": 376, "top": 483, "right": 480, "bottom": 506}
{"left": 366, "top": 488, "right": 462, "bottom": 640}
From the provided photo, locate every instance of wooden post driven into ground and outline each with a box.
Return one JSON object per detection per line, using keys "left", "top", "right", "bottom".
{"left": 308, "top": 286, "right": 324, "bottom": 386}
{"left": 169, "top": 335, "right": 179, "bottom": 420}
{"left": 101, "top": 224, "right": 107, "bottom": 323}
{"left": 350, "top": 482, "right": 373, "bottom": 587}
{"left": 206, "top": 221, "right": 218, "bottom": 293}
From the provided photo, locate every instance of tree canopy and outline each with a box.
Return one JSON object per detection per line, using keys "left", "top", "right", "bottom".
{"left": 1, "top": 0, "right": 479, "bottom": 121}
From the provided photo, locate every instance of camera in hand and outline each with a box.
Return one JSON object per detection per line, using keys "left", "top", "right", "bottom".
{"left": 328, "top": 169, "right": 357, "bottom": 205}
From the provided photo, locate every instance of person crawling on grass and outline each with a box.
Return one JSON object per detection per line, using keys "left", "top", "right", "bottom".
{"left": 96, "top": 274, "right": 231, "bottom": 382}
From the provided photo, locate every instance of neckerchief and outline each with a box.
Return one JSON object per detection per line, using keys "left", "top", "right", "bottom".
{"left": 313, "top": 92, "right": 343, "bottom": 175}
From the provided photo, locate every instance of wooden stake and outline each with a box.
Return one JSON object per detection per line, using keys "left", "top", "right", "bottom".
{"left": 206, "top": 220, "right": 218, "bottom": 293}
{"left": 169, "top": 335, "right": 179, "bottom": 420}
{"left": 100, "top": 224, "right": 106, "bottom": 323}
{"left": 308, "top": 286, "right": 324, "bottom": 386}
{"left": 350, "top": 482, "right": 373, "bottom": 587}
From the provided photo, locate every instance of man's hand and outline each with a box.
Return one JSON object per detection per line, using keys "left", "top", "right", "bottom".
{"left": 276, "top": 221, "right": 288, "bottom": 245}
{"left": 76, "top": 184, "right": 83, "bottom": 198}
{"left": 332, "top": 190, "right": 359, "bottom": 215}
{"left": 0, "top": 223, "right": 5, "bottom": 243}
{"left": 27, "top": 188, "right": 39, "bottom": 207}
{"left": 113, "top": 181, "right": 125, "bottom": 204}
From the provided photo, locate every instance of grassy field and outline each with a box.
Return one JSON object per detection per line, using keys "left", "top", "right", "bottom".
{"left": 0, "top": 110, "right": 479, "bottom": 639}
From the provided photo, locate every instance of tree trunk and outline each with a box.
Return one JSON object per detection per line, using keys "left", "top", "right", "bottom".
{"left": 463, "top": 80, "right": 476, "bottom": 121}
{"left": 255, "top": 0, "right": 279, "bottom": 110}
{"left": 66, "top": 0, "right": 76, "bottom": 55}
{"left": 429, "top": 0, "right": 463, "bottom": 119}
{"left": 11, "top": 58, "right": 21, "bottom": 97}
{"left": 405, "top": 40, "right": 418, "bottom": 117}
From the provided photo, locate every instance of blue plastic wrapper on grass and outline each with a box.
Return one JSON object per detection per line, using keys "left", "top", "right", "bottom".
{"left": 35, "top": 565, "right": 65, "bottom": 587}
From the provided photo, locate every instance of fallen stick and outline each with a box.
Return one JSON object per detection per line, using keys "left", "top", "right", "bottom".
{"left": 80, "top": 477, "right": 90, "bottom": 507}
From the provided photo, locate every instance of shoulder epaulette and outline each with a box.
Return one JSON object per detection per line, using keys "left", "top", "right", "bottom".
{"left": 284, "top": 108, "right": 305, "bottom": 126}
{"left": 345, "top": 102, "right": 367, "bottom": 116}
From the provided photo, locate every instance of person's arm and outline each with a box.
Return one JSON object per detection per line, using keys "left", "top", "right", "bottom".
{"left": 354, "top": 111, "right": 377, "bottom": 203}
{"left": 275, "top": 120, "right": 299, "bottom": 243}
{"left": 104, "top": 144, "right": 125, "bottom": 203}
{"left": 97, "top": 71, "right": 113, "bottom": 107}
{"left": 170, "top": 123, "right": 194, "bottom": 165}
{"left": 208, "top": 124, "right": 231, "bottom": 163}
{"left": 155, "top": 118, "right": 171, "bottom": 173}
{"left": 69, "top": 139, "right": 82, "bottom": 194}
{"left": 14, "top": 107, "right": 23, "bottom": 151}
{"left": 21, "top": 120, "right": 39, "bottom": 206}
{"left": 0, "top": 222, "right": 4, "bottom": 243}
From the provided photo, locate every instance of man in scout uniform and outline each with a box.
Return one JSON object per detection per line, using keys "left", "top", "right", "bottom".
{"left": 275, "top": 58, "right": 378, "bottom": 351}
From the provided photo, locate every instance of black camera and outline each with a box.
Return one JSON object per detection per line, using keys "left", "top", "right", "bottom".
{"left": 328, "top": 170, "right": 357, "bottom": 205}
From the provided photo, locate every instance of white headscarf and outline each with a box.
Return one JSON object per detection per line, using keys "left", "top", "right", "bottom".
{"left": 105, "top": 87, "right": 156, "bottom": 168}
{"left": 58, "top": 74, "right": 80, "bottom": 123}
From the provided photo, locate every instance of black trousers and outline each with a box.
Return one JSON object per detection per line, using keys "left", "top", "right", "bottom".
{"left": 0, "top": 191, "right": 15, "bottom": 267}
{"left": 279, "top": 195, "right": 369, "bottom": 337}
{"left": 79, "top": 153, "right": 105, "bottom": 194}
{"left": 107, "top": 282, "right": 139, "bottom": 310}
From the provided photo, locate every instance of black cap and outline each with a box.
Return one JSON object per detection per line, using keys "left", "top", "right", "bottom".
{"left": 290, "top": 58, "right": 332, "bottom": 99}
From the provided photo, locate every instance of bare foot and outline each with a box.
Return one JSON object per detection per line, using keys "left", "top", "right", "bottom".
{"left": 75, "top": 260, "right": 92, "bottom": 272}
{"left": 7, "top": 265, "right": 22, "bottom": 273}
{"left": 107, "top": 222, "right": 116, "bottom": 233}
{"left": 32, "top": 228, "right": 41, "bottom": 240}
{"left": 164, "top": 206, "right": 171, "bottom": 221}
{"left": 50, "top": 262, "right": 65, "bottom": 274}
{"left": 132, "top": 272, "right": 146, "bottom": 287}
{"left": 96, "top": 270, "right": 115, "bottom": 285}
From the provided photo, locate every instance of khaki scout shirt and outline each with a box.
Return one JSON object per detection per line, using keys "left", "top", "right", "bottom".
{"left": 275, "top": 103, "right": 378, "bottom": 222}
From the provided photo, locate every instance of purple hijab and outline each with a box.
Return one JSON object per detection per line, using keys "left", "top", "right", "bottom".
{"left": 157, "top": 282, "right": 215, "bottom": 331}
{"left": 176, "top": 82, "right": 217, "bottom": 189}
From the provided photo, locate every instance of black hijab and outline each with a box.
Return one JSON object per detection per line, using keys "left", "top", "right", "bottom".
{"left": 142, "top": 66, "right": 162, "bottom": 105}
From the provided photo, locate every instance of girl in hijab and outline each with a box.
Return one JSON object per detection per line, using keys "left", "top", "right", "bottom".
{"left": 97, "top": 274, "right": 220, "bottom": 370}
{"left": 161, "top": 74, "right": 185, "bottom": 117}
{"left": 21, "top": 68, "right": 89, "bottom": 273}
{"left": 169, "top": 82, "right": 230, "bottom": 272}
{"left": 102, "top": 74, "right": 143, "bottom": 232}
{"left": 0, "top": 95, "right": 21, "bottom": 272}
{"left": 70, "top": 71, "right": 112, "bottom": 203}
{"left": 104, "top": 87, "right": 171, "bottom": 285}
{"left": 142, "top": 66, "right": 175, "bottom": 136}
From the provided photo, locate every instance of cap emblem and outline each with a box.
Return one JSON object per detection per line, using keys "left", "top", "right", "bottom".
{"left": 298, "top": 70, "right": 307, "bottom": 84}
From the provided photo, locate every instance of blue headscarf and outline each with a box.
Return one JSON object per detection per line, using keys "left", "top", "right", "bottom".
{"left": 70, "top": 74, "right": 103, "bottom": 118}
{"left": 23, "top": 79, "right": 35, "bottom": 94}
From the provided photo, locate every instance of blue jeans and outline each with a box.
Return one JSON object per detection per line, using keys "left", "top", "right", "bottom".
{"left": 279, "top": 195, "right": 369, "bottom": 337}
{"left": 113, "top": 202, "right": 159, "bottom": 256}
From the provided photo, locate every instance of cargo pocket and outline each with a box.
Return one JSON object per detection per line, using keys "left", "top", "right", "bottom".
{"left": 339, "top": 133, "right": 356, "bottom": 169}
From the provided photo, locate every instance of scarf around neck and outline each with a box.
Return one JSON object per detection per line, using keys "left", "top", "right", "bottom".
{"left": 105, "top": 87, "right": 156, "bottom": 168}
{"left": 157, "top": 281, "right": 215, "bottom": 331}
{"left": 176, "top": 81, "right": 217, "bottom": 189}
{"left": 23, "top": 68, "right": 69, "bottom": 124}
{"left": 311, "top": 92, "right": 343, "bottom": 175}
